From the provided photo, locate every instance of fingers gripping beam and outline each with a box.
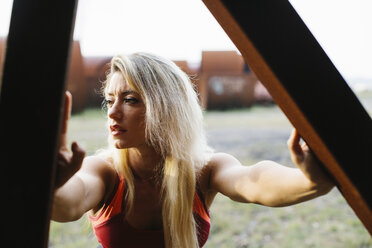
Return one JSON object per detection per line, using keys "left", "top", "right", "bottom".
{"left": 202, "top": 0, "right": 372, "bottom": 234}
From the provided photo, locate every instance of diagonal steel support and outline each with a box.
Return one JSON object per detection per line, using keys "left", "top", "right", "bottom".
{"left": 202, "top": 0, "right": 372, "bottom": 234}
{"left": 0, "top": 0, "right": 78, "bottom": 247}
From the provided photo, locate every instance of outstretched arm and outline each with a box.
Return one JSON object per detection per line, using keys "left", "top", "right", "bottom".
{"left": 52, "top": 156, "right": 116, "bottom": 222}
{"left": 209, "top": 129, "right": 334, "bottom": 207}
{"left": 51, "top": 92, "right": 116, "bottom": 222}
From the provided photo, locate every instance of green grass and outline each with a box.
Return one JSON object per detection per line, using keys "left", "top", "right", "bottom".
{"left": 204, "top": 105, "right": 291, "bottom": 130}
{"left": 49, "top": 99, "right": 372, "bottom": 248}
{"left": 205, "top": 191, "right": 371, "bottom": 248}
{"left": 67, "top": 108, "right": 108, "bottom": 155}
{"left": 49, "top": 217, "right": 97, "bottom": 248}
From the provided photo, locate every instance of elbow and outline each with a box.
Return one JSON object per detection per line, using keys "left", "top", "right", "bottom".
{"left": 299, "top": 179, "right": 335, "bottom": 204}
{"left": 63, "top": 212, "right": 84, "bottom": 222}
{"left": 314, "top": 182, "right": 335, "bottom": 196}
{"left": 51, "top": 200, "right": 85, "bottom": 222}
{"left": 51, "top": 208, "right": 84, "bottom": 222}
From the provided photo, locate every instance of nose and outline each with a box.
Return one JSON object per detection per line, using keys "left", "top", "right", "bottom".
{"left": 108, "top": 100, "right": 123, "bottom": 120}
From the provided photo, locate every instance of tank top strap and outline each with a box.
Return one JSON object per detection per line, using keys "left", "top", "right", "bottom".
{"left": 90, "top": 174, "right": 125, "bottom": 227}
{"left": 193, "top": 184, "right": 210, "bottom": 223}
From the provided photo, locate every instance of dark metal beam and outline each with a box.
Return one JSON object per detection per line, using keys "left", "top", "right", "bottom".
{"left": 0, "top": 0, "right": 78, "bottom": 247}
{"left": 202, "top": 0, "right": 372, "bottom": 234}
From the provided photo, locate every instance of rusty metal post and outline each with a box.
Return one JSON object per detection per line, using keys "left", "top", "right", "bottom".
{"left": 202, "top": 0, "right": 372, "bottom": 234}
{"left": 0, "top": 0, "right": 78, "bottom": 247}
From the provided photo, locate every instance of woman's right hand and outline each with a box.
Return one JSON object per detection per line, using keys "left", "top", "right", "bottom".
{"left": 55, "top": 91, "right": 86, "bottom": 189}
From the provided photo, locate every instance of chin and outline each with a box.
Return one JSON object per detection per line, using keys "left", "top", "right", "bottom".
{"left": 112, "top": 138, "right": 149, "bottom": 150}
{"left": 113, "top": 140, "right": 129, "bottom": 149}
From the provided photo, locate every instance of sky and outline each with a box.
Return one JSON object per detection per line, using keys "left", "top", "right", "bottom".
{"left": 0, "top": 0, "right": 371, "bottom": 85}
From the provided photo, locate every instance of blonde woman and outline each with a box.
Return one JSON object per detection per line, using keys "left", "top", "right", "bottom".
{"left": 52, "top": 53, "right": 334, "bottom": 248}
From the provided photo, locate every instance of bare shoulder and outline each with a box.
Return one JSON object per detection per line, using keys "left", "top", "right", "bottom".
{"left": 208, "top": 152, "right": 242, "bottom": 167}
{"left": 82, "top": 155, "right": 115, "bottom": 174}
{"left": 78, "top": 155, "right": 119, "bottom": 213}
{"left": 199, "top": 152, "right": 241, "bottom": 184}
{"left": 197, "top": 152, "right": 242, "bottom": 207}
{"left": 80, "top": 156, "right": 118, "bottom": 193}
{"left": 81, "top": 156, "right": 116, "bottom": 176}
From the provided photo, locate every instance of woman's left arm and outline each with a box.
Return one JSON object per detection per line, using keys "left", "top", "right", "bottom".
{"left": 208, "top": 129, "right": 335, "bottom": 207}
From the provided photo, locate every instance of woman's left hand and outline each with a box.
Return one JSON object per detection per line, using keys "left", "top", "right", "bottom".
{"left": 287, "top": 129, "right": 334, "bottom": 193}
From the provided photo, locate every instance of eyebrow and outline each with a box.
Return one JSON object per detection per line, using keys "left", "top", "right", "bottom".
{"left": 106, "top": 90, "right": 138, "bottom": 97}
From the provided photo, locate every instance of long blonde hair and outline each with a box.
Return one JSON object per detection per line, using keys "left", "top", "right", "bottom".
{"left": 101, "top": 53, "right": 212, "bottom": 248}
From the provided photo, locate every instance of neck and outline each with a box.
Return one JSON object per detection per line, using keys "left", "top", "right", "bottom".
{"left": 127, "top": 146, "right": 163, "bottom": 182}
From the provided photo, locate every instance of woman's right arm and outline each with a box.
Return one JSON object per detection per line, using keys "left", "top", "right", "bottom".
{"left": 52, "top": 156, "right": 116, "bottom": 222}
{"left": 51, "top": 92, "right": 116, "bottom": 222}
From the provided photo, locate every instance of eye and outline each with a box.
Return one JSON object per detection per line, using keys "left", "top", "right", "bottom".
{"left": 124, "top": 97, "right": 139, "bottom": 104}
{"left": 104, "top": 99, "right": 114, "bottom": 107}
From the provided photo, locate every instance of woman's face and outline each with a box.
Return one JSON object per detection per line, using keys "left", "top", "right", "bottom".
{"left": 105, "top": 72, "right": 147, "bottom": 150}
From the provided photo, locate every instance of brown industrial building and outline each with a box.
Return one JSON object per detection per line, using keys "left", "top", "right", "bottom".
{"left": 0, "top": 38, "right": 272, "bottom": 112}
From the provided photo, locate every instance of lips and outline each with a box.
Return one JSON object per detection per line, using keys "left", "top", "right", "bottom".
{"left": 110, "top": 124, "right": 127, "bottom": 136}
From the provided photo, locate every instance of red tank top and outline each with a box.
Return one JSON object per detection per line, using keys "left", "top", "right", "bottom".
{"left": 90, "top": 176, "right": 211, "bottom": 248}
